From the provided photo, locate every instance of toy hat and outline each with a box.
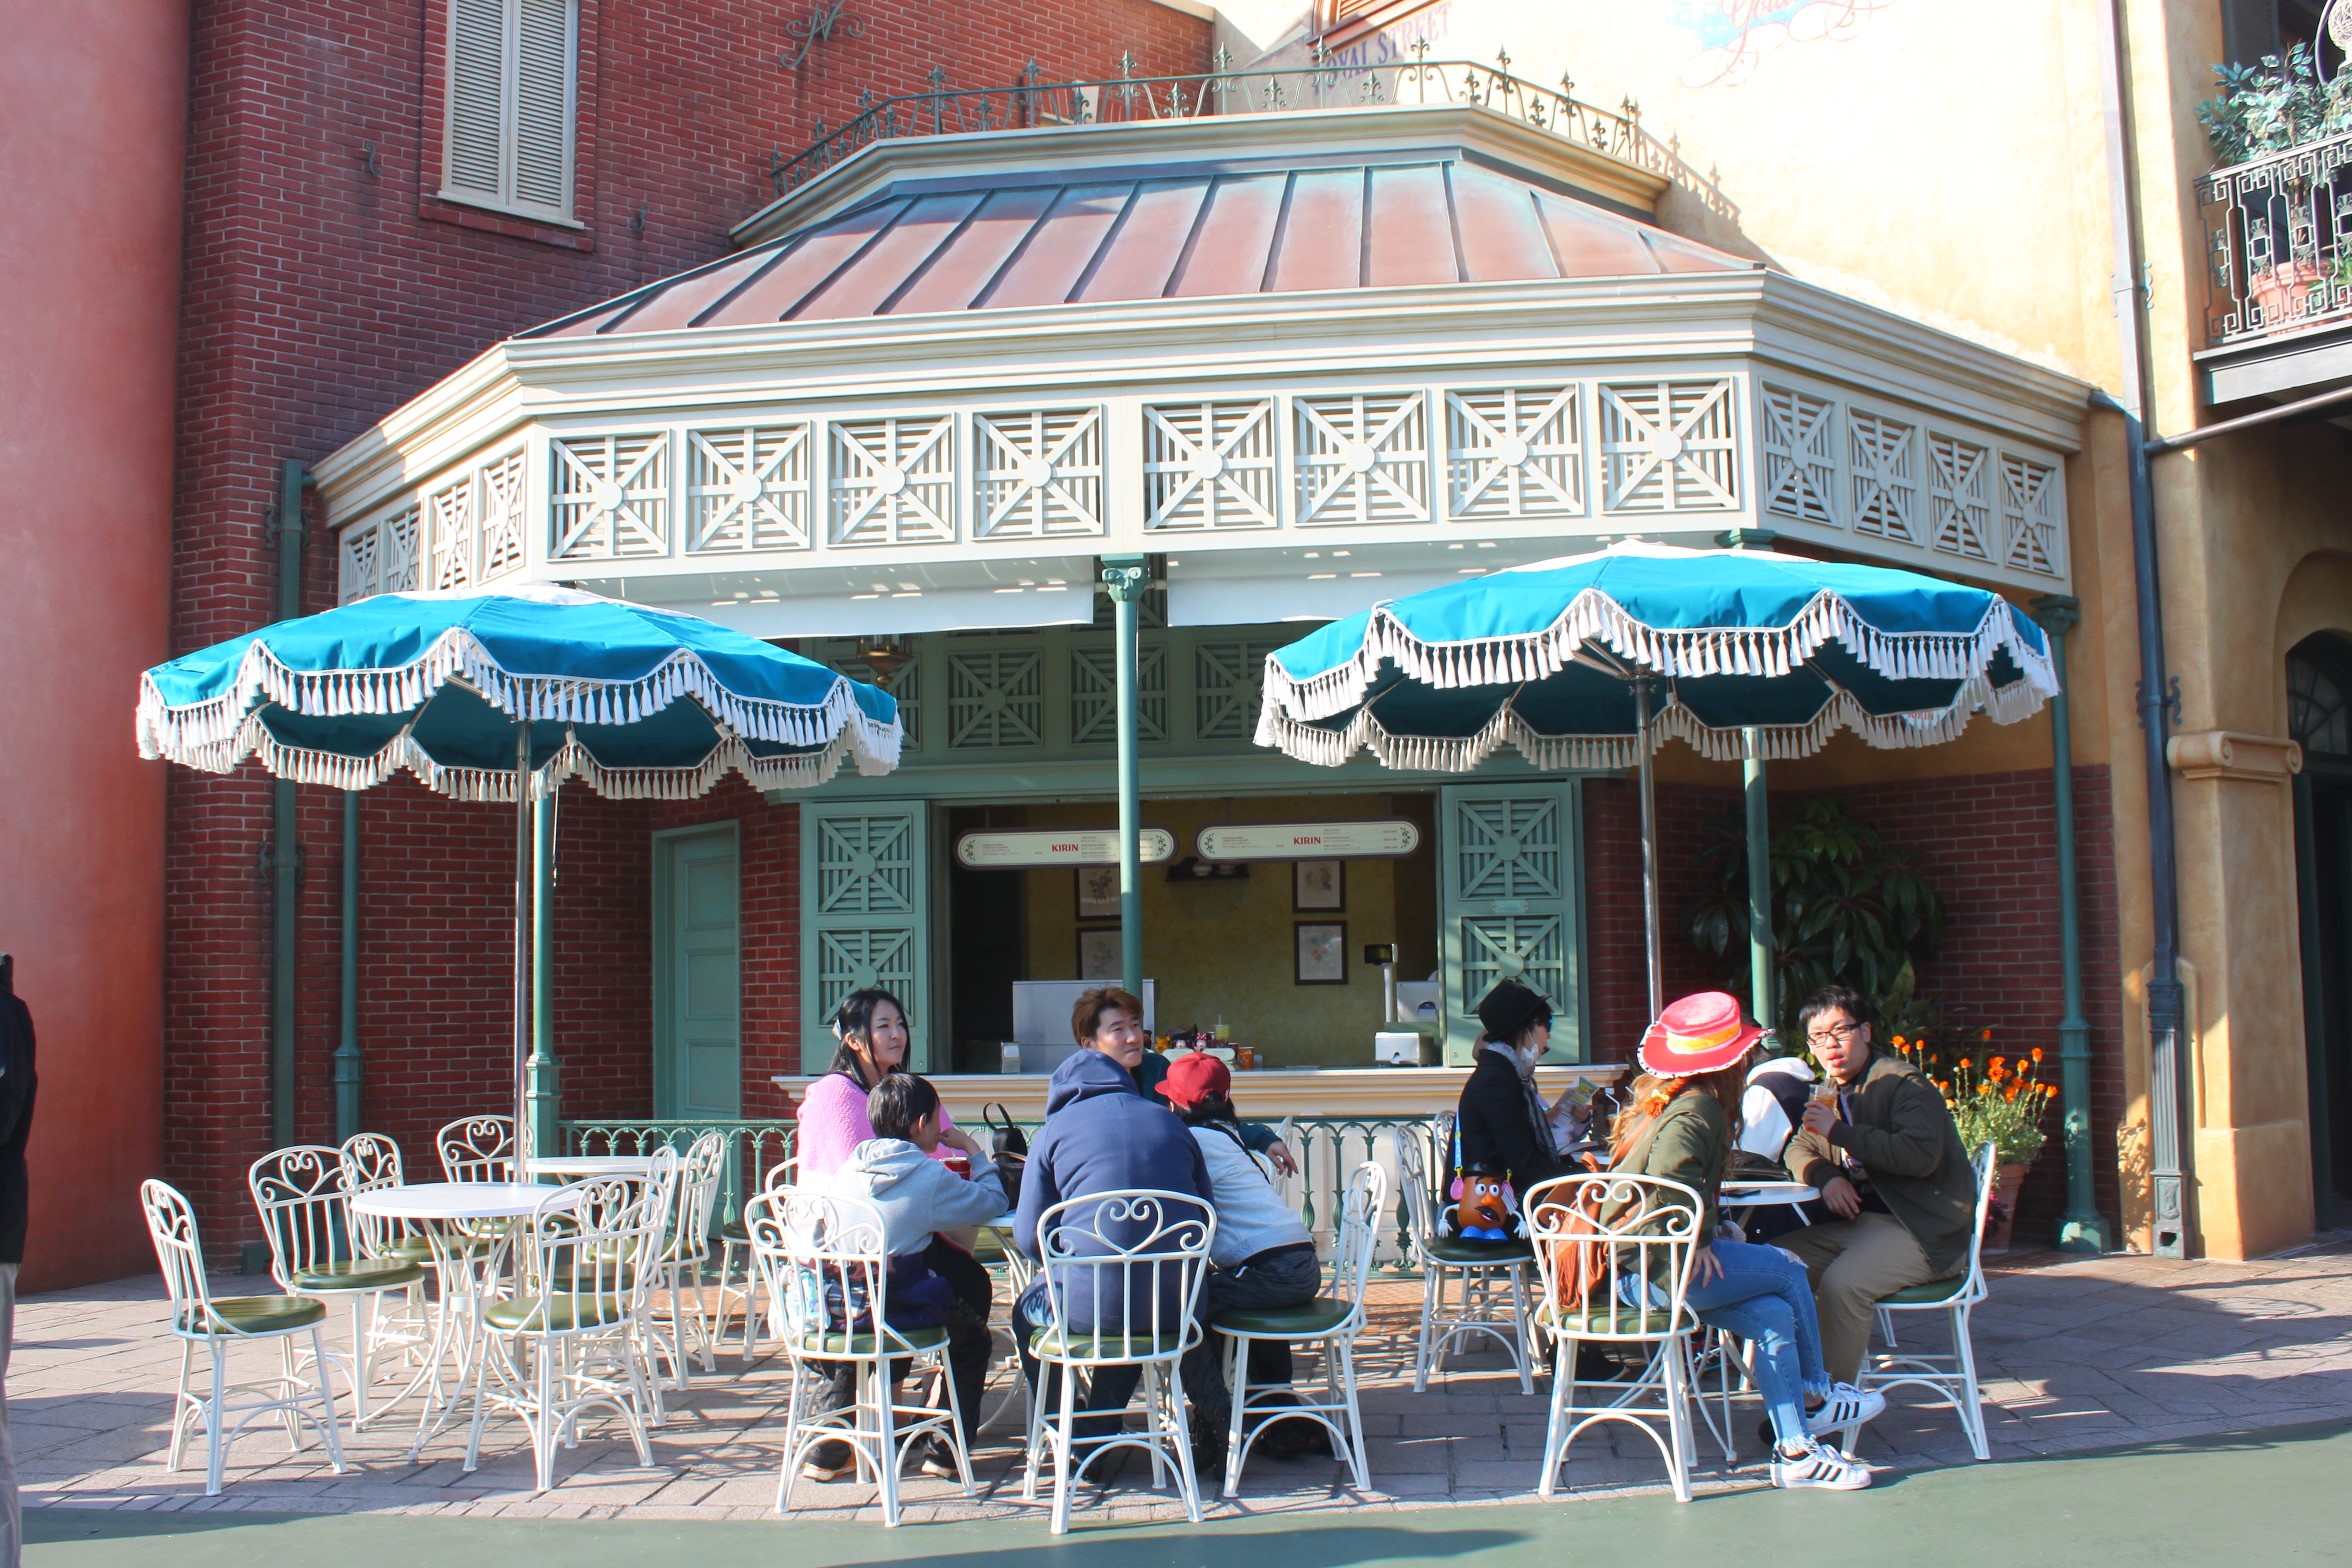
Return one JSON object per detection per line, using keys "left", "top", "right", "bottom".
{"left": 1161, "top": 1050, "right": 1231, "bottom": 1111}
{"left": 1638, "top": 991, "right": 1765, "bottom": 1077}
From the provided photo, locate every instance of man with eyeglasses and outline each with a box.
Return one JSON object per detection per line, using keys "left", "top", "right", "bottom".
{"left": 1777, "top": 984, "right": 1975, "bottom": 1385}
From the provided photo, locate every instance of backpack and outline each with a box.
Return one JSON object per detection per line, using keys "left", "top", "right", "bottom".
{"left": 983, "top": 1103, "right": 1028, "bottom": 1209}
{"left": 1536, "top": 1102, "right": 1670, "bottom": 1316}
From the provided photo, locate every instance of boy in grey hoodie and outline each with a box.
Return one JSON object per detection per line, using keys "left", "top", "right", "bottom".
{"left": 803, "top": 1074, "right": 1005, "bottom": 1480}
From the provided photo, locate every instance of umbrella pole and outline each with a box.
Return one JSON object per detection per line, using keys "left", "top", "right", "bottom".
{"left": 1636, "top": 682, "right": 1664, "bottom": 1022}
{"left": 529, "top": 784, "right": 559, "bottom": 1163}
{"left": 1104, "top": 557, "right": 1149, "bottom": 1001}
{"left": 1742, "top": 731, "right": 1774, "bottom": 1040}
{"left": 513, "top": 729, "right": 532, "bottom": 1170}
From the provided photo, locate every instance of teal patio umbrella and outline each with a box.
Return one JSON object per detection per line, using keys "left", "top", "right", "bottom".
{"left": 1254, "top": 542, "right": 2058, "bottom": 1026}
{"left": 138, "top": 582, "right": 902, "bottom": 1157}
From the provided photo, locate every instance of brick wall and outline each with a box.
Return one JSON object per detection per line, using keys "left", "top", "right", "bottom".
{"left": 1583, "top": 766, "right": 2126, "bottom": 1242}
{"left": 165, "top": 0, "right": 1210, "bottom": 1251}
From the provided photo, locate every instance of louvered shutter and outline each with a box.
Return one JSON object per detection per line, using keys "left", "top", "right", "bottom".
{"left": 444, "top": 0, "right": 506, "bottom": 202}
{"left": 440, "top": 0, "right": 575, "bottom": 220}
{"left": 512, "top": 0, "right": 574, "bottom": 214}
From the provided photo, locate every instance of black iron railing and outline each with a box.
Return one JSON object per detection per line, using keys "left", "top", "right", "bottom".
{"left": 2198, "top": 126, "right": 2352, "bottom": 345}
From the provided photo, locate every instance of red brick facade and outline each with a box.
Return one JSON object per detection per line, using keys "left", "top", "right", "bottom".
{"left": 167, "top": 0, "right": 1211, "bottom": 1251}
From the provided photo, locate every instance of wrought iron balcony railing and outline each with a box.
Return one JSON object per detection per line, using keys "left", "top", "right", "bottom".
{"left": 2198, "top": 126, "right": 2352, "bottom": 347}
{"left": 767, "top": 46, "right": 1736, "bottom": 220}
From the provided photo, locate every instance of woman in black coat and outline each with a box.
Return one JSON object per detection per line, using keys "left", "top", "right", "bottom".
{"left": 1453, "top": 979, "right": 1574, "bottom": 1199}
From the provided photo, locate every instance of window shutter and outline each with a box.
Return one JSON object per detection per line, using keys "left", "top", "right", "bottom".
{"left": 512, "top": 0, "right": 574, "bottom": 214}
{"left": 444, "top": 0, "right": 506, "bottom": 201}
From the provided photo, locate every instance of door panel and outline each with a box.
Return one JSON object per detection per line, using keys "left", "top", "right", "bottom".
{"left": 1440, "top": 781, "right": 1582, "bottom": 1064}
{"left": 657, "top": 825, "right": 740, "bottom": 1121}
{"left": 803, "top": 799, "right": 932, "bottom": 1071}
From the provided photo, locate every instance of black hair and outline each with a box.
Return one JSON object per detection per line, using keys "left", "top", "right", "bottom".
{"left": 828, "top": 988, "right": 910, "bottom": 1082}
{"left": 1172, "top": 1091, "right": 1238, "bottom": 1128}
{"left": 1795, "top": 984, "right": 1873, "bottom": 1040}
{"left": 867, "top": 1073, "right": 940, "bottom": 1142}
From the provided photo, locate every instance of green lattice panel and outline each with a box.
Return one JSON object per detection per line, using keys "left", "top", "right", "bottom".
{"left": 1451, "top": 796, "right": 1564, "bottom": 901}
{"left": 814, "top": 927, "right": 916, "bottom": 1020}
{"left": 815, "top": 813, "right": 917, "bottom": 917}
{"left": 1194, "top": 639, "right": 1279, "bottom": 740}
{"left": 946, "top": 650, "right": 1045, "bottom": 748}
{"left": 1069, "top": 644, "right": 1166, "bottom": 745}
{"left": 1456, "top": 914, "right": 1568, "bottom": 1020}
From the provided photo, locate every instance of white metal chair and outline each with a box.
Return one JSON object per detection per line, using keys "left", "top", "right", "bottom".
{"left": 646, "top": 1129, "right": 728, "bottom": 1389}
{"left": 437, "top": 1115, "right": 516, "bottom": 1182}
{"left": 1213, "top": 1160, "right": 1386, "bottom": 1497}
{"left": 1021, "top": 1188, "right": 1215, "bottom": 1535}
{"left": 461, "top": 1149, "right": 678, "bottom": 1491}
{"left": 1390, "top": 1124, "right": 1534, "bottom": 1395}
{"left": 717, "top": 1154, "right": 795, "bottom": 1361}
{"left": 1841, "top": 1140, "right": 2000, "bottom": 1461}
{"left": 751, "top": 1188, "right": 976, "bottom": 1527}
{"left": 141, "top": 1179, "right": 348, "bottom": 1496}
{"left": 1523, "top": 1171, "right": 1704, "bottom": 1502}
{"left": 338, "top": 1133, "right": 435, "bottom": 1266}
{"left": 249, "top": 1144, "right": 430, "bottom": 1427}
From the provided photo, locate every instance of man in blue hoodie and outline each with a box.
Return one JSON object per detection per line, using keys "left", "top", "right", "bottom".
{"left": 1013, "top": 987, "right": 1212, "bottom": 1443}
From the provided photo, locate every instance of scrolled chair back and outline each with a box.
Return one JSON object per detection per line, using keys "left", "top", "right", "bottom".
{"left": 437, "top": 1115, "right": 516, "bottom": 1183}
{"left": 1032, "top": 1188, "right": 1216, "bottom": 1366}
{"left": 338, "top": 1132, "right": 409, "bottom": 1258}
{"left": 1522, "top": 1171, "right": 1704, "bottom": 1341}
{"left": 248, "top": 1144, "right": 354, "bottom": 1291}
{"left": 508, "top": 1147, "right": 677, "bottom": 1333}
{"left": 1330, "top": 1161, "right": 1390, "bottom": 1323}
{"left": 141, "top": 1178, "right": 218, "bottom": 1334}
{"left": 669, "top": 1129, "right": 728, "bottom": 1259}
{"left": 1388, "top": 1125, "right": 1439, "bottom": 1262}
{"left": 745, "top": 1188, "right": 916, "bottom": 1357}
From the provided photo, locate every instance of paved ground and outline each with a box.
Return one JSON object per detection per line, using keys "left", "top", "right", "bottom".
{"left": 14, "top": 1237, "right": 2352, "bottom": 1531}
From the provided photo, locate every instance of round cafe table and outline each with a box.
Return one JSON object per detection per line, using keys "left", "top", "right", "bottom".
{"left": 350, "top": 1181, "right": 580, "bottom": 1456}
{"left": 522, "top": 1154, "right": 660, "bottom": 1179}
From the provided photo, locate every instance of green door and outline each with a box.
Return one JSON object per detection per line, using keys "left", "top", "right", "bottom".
{"left": 1439, "top": 781, "right": 1584, "bottom": 1065}
{"left": 656, "top": 824, "right": 741, "bottom": 1120}
{"left": 802, "top": 799, "right": 932, "bottom": 1071}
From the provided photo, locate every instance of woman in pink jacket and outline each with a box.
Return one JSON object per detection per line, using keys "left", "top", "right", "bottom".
{"left": 794, "top": 988, "right": 957, "bottom": 1179}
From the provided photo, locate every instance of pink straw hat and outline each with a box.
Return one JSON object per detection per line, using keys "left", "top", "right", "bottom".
{"left": 1638, "top": 991, "right": 1765, "bottom": 1077}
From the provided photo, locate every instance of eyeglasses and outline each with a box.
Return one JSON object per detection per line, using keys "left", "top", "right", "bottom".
{"left": 1805, "top": 1020, "right": 1865, "bottom": 1048}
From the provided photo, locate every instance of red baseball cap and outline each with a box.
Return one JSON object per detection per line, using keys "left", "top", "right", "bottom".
{"left": 1161, "top": 1051, "right": 1231, "bottom": 1110}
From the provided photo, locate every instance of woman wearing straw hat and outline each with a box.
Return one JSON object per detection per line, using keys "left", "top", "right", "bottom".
{"left": 1608, "top": 991, "right": 1886, "bottom": 1491}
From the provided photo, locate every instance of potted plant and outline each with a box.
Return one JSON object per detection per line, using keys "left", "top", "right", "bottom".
{"left": 1892, "top": 1031, "right": 2053, "bottom": 1253}
{"left": 2196, "top": 45, "right": 2352, "bottom": 325}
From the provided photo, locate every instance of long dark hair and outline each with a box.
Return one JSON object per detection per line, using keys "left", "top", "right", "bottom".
{"left": 1614, "top": 1062, "right": 1746, "bottom": 1161}
{"left": 828, "top": 987, "right": 909, "bottom": 1085}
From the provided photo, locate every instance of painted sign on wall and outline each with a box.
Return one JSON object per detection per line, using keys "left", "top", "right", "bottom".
{"left": 1196, "top": 819, "right": 1423, "bottom": 862}
{"left": 954, "top": 827, "right": 1176, "bottom": 869}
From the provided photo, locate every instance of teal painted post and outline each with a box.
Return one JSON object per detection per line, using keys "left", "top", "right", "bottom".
{"left": 1103, "top": 557, "right": 1148, "bottom": 998}
{"left": 528, "top": 784, "right": 562, "bottom": 1160}
{"left": 333, "top": 789, "right": 363, "bottom": 1141}
{"left": 1743, "top": 737, "right": 1774, "bottom": 1038}
{"left": 2035, "top": 596, "right": 2110, "bottom": 1252}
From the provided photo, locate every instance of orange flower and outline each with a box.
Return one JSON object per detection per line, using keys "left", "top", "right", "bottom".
{"left": 1958, "top": 1057, "right": 1972, "bottom": 1071}
{"left": 1991, "top": 1056, "right": 2008, "bottom": 1071}
{"left": 2031, "top": 1047, "right": 2044, "bottom": 1064}
{"left": 1892, "top": 1034, "right": 1908, "bottom": 1048}
{"left": 2005, "top": 1084, "right": 2021, "bottom": 1102}
{"left": 1980, "top": 1027, "right": 1994, "bottom": 1041}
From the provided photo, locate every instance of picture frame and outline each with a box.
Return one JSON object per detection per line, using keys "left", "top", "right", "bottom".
{"left": 1077, "top": 926, "right": 1123, "bottom": 980}
{"left": 1295, "top": 921, "right": 1348, "bottom": 986}
{"left": 1293, "top": 858, "right": 1345, "bottom": 912}
{"left": 1075, "top": 864, "right": 1120, "bottom": 920}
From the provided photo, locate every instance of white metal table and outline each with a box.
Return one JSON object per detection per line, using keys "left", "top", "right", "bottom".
{"left": 351, "top": 1181, "right": 579, "bottom": 1456}
{"left": 522, "top": 1154, "right": 660, "bottom": 1179}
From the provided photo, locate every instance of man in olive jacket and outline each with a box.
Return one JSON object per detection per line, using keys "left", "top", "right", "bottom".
{"left": 1780, "top": 985, "right": 1975, "bottom": 1384}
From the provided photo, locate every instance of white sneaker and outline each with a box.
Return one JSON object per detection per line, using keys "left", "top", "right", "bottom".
{"left": 1810, "top": 1381, "right": 1887, "bottom": 1431}
{"left": 1771, "top": 1439, "right": 1873, "bottom": 1491}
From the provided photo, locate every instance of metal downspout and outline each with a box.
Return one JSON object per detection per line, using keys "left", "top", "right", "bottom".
{"left": 2035, "top": 596, "right": 2112, "bottom": 1252}
{"left": 269, "top": 459, "right": 306, "bottom": 1149}
{"left": 1103, "top": 557, "right": 1149, "bottom": 999}
{"left": 2099, "top": 0, "right": 2193, "bottom": 1256}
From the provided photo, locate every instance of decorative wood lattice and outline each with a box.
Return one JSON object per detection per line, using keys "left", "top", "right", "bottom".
{"left": 1452, "top": 794, "right": 1564, "bottom": 901}
{"left": 813, "top": 812, "right": 918, "bottom": 917}
{"left": 1597, "top": 379, "right": 1740, "bottom": 513}
{"left": 974, "top": 408, "right": 1106, "bottom": 539}
{"left": 687, "top": 424, "right": 810, "bottom": 554}
{"left": 1927, "top": 432, "right": 1994, "bottom": 562}
{"left": 428, "top": 473, "right": 478, "bottom": 589}
{"left": 1294, "top": 392, "right": 1430, "bottom": 527}
{"left": 946, "top": 649, "right": 1045, "bottom": 748}
{"left": 1760, "top": 384, "right": 1837, "bottom": 526}
{"left": 831, "top": 415, "right": 955, "bottom": 547}
{"left": 1999, "top": 454, "right": 2061, "bottom": 575}
{"left": 1142, "top": 400, "right": 1278, "bottom": 532}
{"left": 1444, "top": 386, "right": 1583, "bottom": 520}
{"left": 1849, "top": 410, "right": 1919, "bottom": 544}
{"left": 1194, "top": 638, "right": 1280, "bottom": 740}
{"left": 551, "top": 434, "right": 668, "bottom": 561}
{"left": 1457, "top": 913, "right": 1569, "bottom": 1018}
{"left": 1069, "top": 644, "right": 1167, "bottom": 744}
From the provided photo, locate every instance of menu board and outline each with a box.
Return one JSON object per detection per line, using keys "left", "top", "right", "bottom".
{"left": 1196, "top": 819, "right": 1423, "bottom": 862}
{"left": 953, "top": 827, "right": 1176, "bottom": 869}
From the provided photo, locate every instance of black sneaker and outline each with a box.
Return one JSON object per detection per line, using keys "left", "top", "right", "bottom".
{"left": 916, "top": 1435, "right": 961, "bottom": 1479}
{"left": 801, "top": 1439, "right": 856, "bottom": 1481}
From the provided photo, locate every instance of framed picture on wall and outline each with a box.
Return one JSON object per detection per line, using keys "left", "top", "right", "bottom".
{"left": 1078, "top": 927, "right": 1123, "bottom": 980}
{"left": 1293, "top": 858, "right": 1344, "bottom": 912}
{"left": 1075, "top": 864, "right": 1120, "bottom": 920}
{"left": 1295, "top": 921, "right": 1348, "bottom": 985}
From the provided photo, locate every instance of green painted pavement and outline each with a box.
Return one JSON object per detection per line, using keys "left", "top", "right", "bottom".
{"left": 29, "top": 1421, "right": 2348, "bottom": 1567}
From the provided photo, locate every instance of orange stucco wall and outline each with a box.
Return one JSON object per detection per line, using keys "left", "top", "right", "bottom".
{"left": 0, "top": 0, "right": 185, "bottom": 1287}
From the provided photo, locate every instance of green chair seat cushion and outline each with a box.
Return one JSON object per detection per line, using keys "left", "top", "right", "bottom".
{"left": 293, "top": 1257, "right": 426, "bottom": 1292}
{"left": 1534, "top": 1302, "right": 1695, "bottom": 1338}
{"left": 385, "top": 1234, "right": 438, "bottom": 1263}
{"left": 720, "top": 1218, "right": 750, "bottom": 1245}
{"left": 1424, "top": 1236, "right": 1535, "bottom": 1267}
{"left": 1213, "top": 1297, "right": 1354, "bottom": 1337}
{"left": 795, "top": 1324, "right": 949, "bottom": 1356}
{"left": 183, "top": 1295, "right": 327, "bottom": 1336}
{"left": 1028, "top": 1329, "right": 1187, "bottom": 1359}
{"left": 484, "top": 1293, "right": 631, "bottom": 1332}
{"left": 1879, "top": 1275, "right": 1969, "bottom": 1307}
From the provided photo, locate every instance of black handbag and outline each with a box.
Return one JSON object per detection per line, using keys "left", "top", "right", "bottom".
{"left": 983, "top": 1103, "right": 1028, "bottom": 1208}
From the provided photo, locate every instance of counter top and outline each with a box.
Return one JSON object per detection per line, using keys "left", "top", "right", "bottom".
{"left": 769, "top": 1063, "right": 1629, "bottom": 1121}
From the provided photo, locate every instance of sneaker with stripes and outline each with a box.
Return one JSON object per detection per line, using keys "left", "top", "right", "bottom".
{"left": 1810, "top": 1382, "right": 1887, "bottom": 1431}
{"left": 1771, "top": 1439, "right": 1873, "bottom": 1491}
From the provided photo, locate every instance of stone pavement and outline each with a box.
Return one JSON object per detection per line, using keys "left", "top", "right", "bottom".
{"left": 15, "top": 1237, "right": 2352, "bottom": 1528}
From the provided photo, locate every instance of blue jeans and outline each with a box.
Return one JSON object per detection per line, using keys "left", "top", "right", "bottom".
{"left": 1681, "top": 1239, "right": 1831, "bottom": 1448}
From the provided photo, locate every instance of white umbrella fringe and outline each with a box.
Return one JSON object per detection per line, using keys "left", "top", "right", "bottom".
{"left": 1261, "top": 587, "right": 2057, "bottom": 726}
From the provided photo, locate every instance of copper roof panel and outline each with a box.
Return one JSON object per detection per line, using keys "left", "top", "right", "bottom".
{"left": 1364, "top": 163, "right": 1460, "bottom": 287}
{"left": 1451, "top": 165, "right": 1560, "bottom": 283}
{"left": 696, "top": 197, "right": 916, "bottom": 324}
{"left": 585, "top": 251, "right": 777, "bottom": 336}
{"left": 1074, "top": 179, "right": 1211, "bottom": 303}
{"left": 1643, "top": 227, "right": 1750, "bottom": 274}
{"left": 535, "top": 300, "right": 640, "bottom": 338}
{"left": 882, "top": 186, "right": 1063, "bottom": 315}
{"left": 1533, "top": 191, "right": 1666, "bottom": 278}
{"left": 792, "top": 190, "right": 989, "bottom": 320}
{"left": 981, "top": 183, "right": 1136, "bottom": 308}
{"left": 1167, "top": 174, "right": 1286, "bottom": 297}
{"left": 1267, "top": 169, "right": 1365, "bottom": 293}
